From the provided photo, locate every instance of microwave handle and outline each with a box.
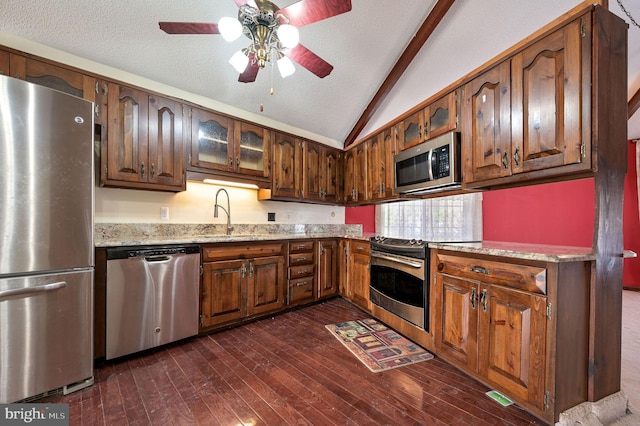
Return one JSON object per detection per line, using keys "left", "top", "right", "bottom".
{"left": 427, "top": 149, "right": 434, "bottom": 181}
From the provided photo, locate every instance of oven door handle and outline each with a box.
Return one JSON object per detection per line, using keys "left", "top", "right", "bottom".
{"left": 371, "top": 251, "right": 423, "bottom": 269}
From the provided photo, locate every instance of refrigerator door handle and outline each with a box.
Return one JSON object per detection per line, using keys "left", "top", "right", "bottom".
{"left": 0, "top": 281, "right": 67, "bottom": 300}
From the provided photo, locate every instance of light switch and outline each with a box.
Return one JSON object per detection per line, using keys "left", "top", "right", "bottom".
{"left": 160, "top": 206, "right": 169, "bottom": 220}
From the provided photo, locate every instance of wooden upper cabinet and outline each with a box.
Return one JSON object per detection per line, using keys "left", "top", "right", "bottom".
{"left": 511, "top": 16, "right": 589, "bottom": 175}
{"left": 321, "top": 147, "right": 342, "bottom": 204}
{"left": 303, "top": 140, "right": 322, "bottom": 201}
{"left": 399, "top": 91, "right": 457, "bottom": 151}
{"left": 105, "top": 84, "right": 149, "bottom": 184}
{"left": 189, "top": 107, "right": 269, "bottom": 179}
{"left": 235, "top": 121, "right": 269, "bottom": 177}
{"left": 103, "top": 83, "right": 186, "bottom": 191}
{"left": 10, "top": 54, "right": 95, "bottom": 102}
{"left": 366, "top": 126, "right": 397, "bottom": 202}
{"left": 428, "top": 91, "right": 458, "bottom": 139}
{"left": 190, "top": 108, "right": 233, "bottom": 172}
{"left": 148, "top": 95, "right": 185, "bottom": 187}
{"left": 0, "top": 50, "right": 9, "bottom": 75}
{"left": 399, "top": 108, "right": 426, "bottom": 151}
{"left": 271, "top": 131, "right": 300, "bottom": 199}
{"left": 344, "top": 143, "right": 367, "bottom": 204}
{"left": 462, "top": 60, "right": 512, "bottom": 183}
{"left": 463, "top": 15, "right": 591, "bottom": 187}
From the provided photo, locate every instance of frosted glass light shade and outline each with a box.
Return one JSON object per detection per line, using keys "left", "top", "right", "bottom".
{"left": 277, "top": 56, "right": 296, "bottom": 78}
{"left": 218, "top": 17, "right": 243, "bottom": 42}
{"left": 229, "top": 50, "right": 249, "bottom": 73}
{"left": 277, "top": 24, "right": 299, "bottom": 48}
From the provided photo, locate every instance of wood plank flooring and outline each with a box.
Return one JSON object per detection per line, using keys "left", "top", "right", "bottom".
{"left": 42, "top": 298, "right": 543, "bottom": 425}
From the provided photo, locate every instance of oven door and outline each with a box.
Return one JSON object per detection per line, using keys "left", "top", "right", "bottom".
{"left": 370, "top": 250, "right": 427, "bottom": 329}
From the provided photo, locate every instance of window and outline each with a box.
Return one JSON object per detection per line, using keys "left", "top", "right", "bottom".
{"left": 375, "top": 193, "right": 483, "bottom": 241}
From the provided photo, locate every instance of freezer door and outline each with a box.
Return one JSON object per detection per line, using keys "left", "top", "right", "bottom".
{"left": 0, "top": 270, "right": 94, "bottom": 403}
{"left": 0, "top": 75, "right": 94, "bottom": 275}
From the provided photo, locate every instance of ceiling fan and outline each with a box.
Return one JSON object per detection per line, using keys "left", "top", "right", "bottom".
{"left": 159, "top": 0, "right": 352, "bottom": 83}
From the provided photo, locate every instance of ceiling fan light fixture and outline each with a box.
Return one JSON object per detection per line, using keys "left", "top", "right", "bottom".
{"left": 229, "top": 49, "right": 249, "bottom": 73}
{"left": 277, "top": 55, "right": 296, "bottom": 78}
{"left": 218, "top": 16, "right": 243, "bottom": 42}
{"left": 277, "top": 24, "right": 299, "bottom": 49}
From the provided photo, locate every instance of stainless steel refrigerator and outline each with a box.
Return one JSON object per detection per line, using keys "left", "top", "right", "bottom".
{"left": 0, "top": 75, "right": 94, "bottom": 403}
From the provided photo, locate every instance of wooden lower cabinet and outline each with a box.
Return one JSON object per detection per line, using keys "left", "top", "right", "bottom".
{"left": 201, "top": 242, "right": 285, "bottom": 330}
{"left": 432, "top": 248, "right": 591, "bottom": 424}
{"left": 344, "top": 240, "right": 370, "bottom": 310}
{"left": 317, "top": 239, "right": 339, "bottom": 299}
{"left": 287, "top": 240, "right": 315, "bottom": 306}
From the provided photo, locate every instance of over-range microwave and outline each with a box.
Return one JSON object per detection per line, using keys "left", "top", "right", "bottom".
{"left": 394, "top": 131, "right": 461, "bottom": 194}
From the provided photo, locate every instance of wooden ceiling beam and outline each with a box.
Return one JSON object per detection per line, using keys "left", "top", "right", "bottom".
{"left": 344, "top": 0, "right": 456, "bottom": 147}
{"left": 629, "top": 87, "right": 640, "bottom": 118}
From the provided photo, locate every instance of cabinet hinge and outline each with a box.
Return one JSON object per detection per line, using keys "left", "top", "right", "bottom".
{"left": 199, "top": 314, "right": 204, "bottom": 327}
{"left": 104, "top": 165, "right": 108, "bottom": 176}
{"left": 199, "top": 265, "right": 204, "bottom": 276}
{"left": 547, "top": 302, "right": 552, "bottom": 320}
{"left": 456, "top": 114, "right": 459, "bottom": 125}
{"left": 544, "top": 391, "right": 551, "bottom": 410}
{"left": 188, "top": 153, "right": 192, "bottom": 164}
{"left": 580, "top": 142, "right": 586, "bottom": 158}
{"left": 580, "top": 19, "right": 586, "bottom": 38}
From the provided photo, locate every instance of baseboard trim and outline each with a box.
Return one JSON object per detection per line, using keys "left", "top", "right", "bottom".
{"left": 623, "top": 286, "right": 640, "bottom": 291}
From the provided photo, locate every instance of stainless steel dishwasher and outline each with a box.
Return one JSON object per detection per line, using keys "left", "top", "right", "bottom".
{"left": 105, "top": 245, "right": 200, "bottom": 360}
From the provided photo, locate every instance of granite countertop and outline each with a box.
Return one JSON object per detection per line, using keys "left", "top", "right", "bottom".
{"left": 94, "top": 223, "right": 366, "bottom": 247}
{"left": 429, "top": 240, "right": 596, "bottom": 262}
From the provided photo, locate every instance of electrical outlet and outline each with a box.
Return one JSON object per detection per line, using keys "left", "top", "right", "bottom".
{"left": 268, "top": 212, "right": 276, "bottom": 222}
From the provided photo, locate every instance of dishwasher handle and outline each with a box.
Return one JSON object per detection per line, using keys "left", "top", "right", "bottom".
{"left": 144, "top": 255, "right": 172, "bottom": 263}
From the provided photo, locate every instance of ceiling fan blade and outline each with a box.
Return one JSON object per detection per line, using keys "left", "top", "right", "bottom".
{"left": 285, "top": 44, "right": 333, "bottom": 78}
{"left": 159, "top": 22, "right": 220, "bottom": 34}
{"left": 238, "top": 58, "right": 260, "bottom": 83}
{"left": 279, "top": 0, "right": 352, "bottom": 27}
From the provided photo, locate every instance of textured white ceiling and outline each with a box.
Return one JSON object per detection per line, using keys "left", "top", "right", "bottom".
{"left": 0, "top": 0, "right": 638, "bottom": 143}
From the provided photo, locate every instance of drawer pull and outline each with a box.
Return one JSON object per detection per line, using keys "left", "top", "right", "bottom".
{"left": 470, "top": 266, "right": 490, "bottom": 275}
{"left": 356, "top": 246, "right": 365, "bottom": 251}
{"left": 296, "top": 281, "right": 308, "bottom": 287}
{"left": 296, "top": 257, "right": 308, "bottom": 262}
{"left": 297, "top": 245, "right": 307, "bottom": 250}
{"left": 297, "top": 270, "right": 309, "bottom": 275}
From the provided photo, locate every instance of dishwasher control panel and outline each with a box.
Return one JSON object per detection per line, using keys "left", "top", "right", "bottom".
{"left": 106, "top": 244, "right": 200, "bottom": 260}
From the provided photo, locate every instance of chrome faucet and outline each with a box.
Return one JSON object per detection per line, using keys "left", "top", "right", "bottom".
{"left": 213, "top": 188, "right": 234, "bottom": 235}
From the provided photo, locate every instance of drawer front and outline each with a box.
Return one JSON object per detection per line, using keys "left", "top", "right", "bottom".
{"left": 289, "top": 264, "right": 314, "bottom": 279}
{"left": 350, "top": 241, "right": 370, "bottom": 256}
{"left": 289, "top": 240, "right": 314, "bottom": 253}
{"left": 288, "top": 277, "right": 314, "bottom": 304}
{"left": 203, "top": 242, "right": 284, "bottom": 262}
{"left": 289, "top": 252, "right": 313, "bottom": 265}
{"left": 435, "top": 252, "right": 547, "bottom": 294}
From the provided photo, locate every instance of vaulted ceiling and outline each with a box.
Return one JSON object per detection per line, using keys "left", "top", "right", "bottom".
{"left": 0, "top": 0, "right": 638, "bottom": 145}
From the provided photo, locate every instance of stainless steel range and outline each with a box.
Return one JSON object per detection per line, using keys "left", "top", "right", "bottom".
{"left": 369, "top": 237, "right": 430, "bottom": 330}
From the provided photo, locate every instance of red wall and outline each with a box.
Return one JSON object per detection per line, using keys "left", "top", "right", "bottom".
{"left": 623, "top": 142, "right": 640, "bottom": 288}
{"left": 345, "top": 205, "right": 375, "bottom": 234}
{"left": 482, "top": 178, "right": 595, "bottom": 247}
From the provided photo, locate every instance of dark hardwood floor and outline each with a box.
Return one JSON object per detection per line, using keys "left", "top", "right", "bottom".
{"left": 42, "top": 298, "right": 543, "bottom": 425}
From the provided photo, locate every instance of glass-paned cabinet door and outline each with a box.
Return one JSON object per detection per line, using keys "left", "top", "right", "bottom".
{"left": 191, "top": 108, "right": 232, "bottom": 171}
{"left": 427, "top": 91, "right": 457, "bottom": 139}
{"left": 236, "top": 121, "right": 268, "bottom": 177}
